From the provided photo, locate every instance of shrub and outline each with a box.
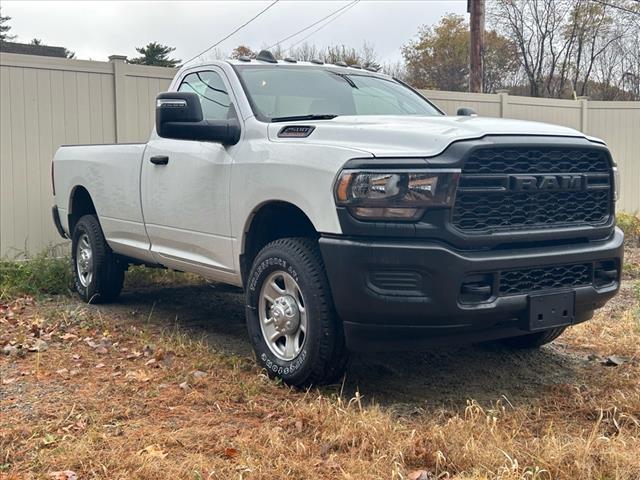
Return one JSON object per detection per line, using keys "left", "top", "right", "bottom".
{"left": 0, "top": 249, "right": 72, "bottom": 298}
{"left": 617, "top": 211, "right": 640, "bottom": 246}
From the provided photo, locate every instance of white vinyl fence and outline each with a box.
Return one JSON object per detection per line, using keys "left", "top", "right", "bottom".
{"left": 0, "top": 52, "right": 638, "bottom": 257}
{"left": 0, "top": 53, "right": 175, "bottom": 257}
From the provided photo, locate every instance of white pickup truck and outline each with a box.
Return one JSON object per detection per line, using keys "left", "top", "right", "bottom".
{"left": 52, "top": 51, "right": 623, "bottom": 386}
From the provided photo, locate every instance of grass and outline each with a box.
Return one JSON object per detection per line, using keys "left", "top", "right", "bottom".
{"left": 1, "top": 237, "right": 639, "bottom": 479}
{"left": 617, "top": 211, "right": 640, "bottom": 246}
{"left": 1, "top": 282, "right": 639, "bottom": 479}
{"left": 0, "top": 252, "right": 199, "bottom": 301}
{"left": 124, "top": 265, "right": 203, "bottom": 288}
{"left": 0, "top": 248, "right": 72, "bottom": 299}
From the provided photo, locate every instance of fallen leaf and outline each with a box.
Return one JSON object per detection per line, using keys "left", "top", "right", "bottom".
{"left": 408, "top": 471, "right": 434, "bottom": 480}
{"left": 49, "top": 470, "right": 77, "bottom": 480}
{"left": 223, "top": 447, "right": 239, "bottom": 459}
{"left": 2, "top": 344, "right": 18, "bottom": 356}
{"left": 42, "top": 433, "right": 57, "bottom": 446}
{"left": 95, "top": 363, "right": 105, "bottom": 369}
{"left": 126, "top": 370, "right": 151, "bottom": 382}
{"left": 179, "top": 381, "right": 190, "bottom": 390}
{"left": 28, "top": 339, "right": 48, "bottom": 352}
{"left": 137, "top": 444, "right": 168, "bottom": 459}
{"left": 602, "top": 355, "right": 629, "bottom": 366}
{"left": 143, "top": 344, "right": 155, "bottom": 356}
{"left": 320, "top": 458, "right": 340, "bottom": 470}
{"left": 2, "top": 378, "right": 17, "bottom": 385}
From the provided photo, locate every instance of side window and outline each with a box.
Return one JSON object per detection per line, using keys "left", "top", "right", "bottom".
{"left": 178, "top": 71, "right": 231, "bottom": 121}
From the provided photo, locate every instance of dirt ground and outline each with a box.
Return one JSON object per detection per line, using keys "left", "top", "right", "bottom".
{"left": 97, "top": 281, "right": 598, "bottom": 409}
{"left": 1, "top": 247, "right": 639, "bottom": 479}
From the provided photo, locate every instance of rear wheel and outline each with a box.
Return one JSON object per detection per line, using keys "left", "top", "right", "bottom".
{"left": 245, "top": 237, "right": 348, "bottom": 388}
{"left": 71, "top": 214, "right": 124, "bottom": 303}
{"left": 499, "top": 327, "right": 567, "bottom": 349}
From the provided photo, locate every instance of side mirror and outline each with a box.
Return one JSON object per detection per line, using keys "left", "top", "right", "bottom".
{"left": 456, "top": 106, "right": 478, "bottom": 116}
{"left": 155, "top": 92, "right": 241, "bottom": 145}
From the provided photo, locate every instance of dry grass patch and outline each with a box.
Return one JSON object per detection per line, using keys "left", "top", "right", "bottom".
{"left": 2, "top": 251, "right": 640, "bottom": 479}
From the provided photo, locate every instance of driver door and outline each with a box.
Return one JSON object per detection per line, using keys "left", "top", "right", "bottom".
{"left": 141, "top": 68, "right": 238, "bottom": 281}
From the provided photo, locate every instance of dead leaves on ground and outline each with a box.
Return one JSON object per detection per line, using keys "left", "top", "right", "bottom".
{"left": 137, "top": 444, "right": 168, "bottom": 459}
{"left": 48, "top": 471, "right": 77, "bottom": 480}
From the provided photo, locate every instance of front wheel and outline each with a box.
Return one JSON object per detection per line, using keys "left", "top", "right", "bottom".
{"left": 245, "top": 237, "right": 348, "bottom": 387}
{"left": 71, "top": 214, "right": 124, "bottom": 303}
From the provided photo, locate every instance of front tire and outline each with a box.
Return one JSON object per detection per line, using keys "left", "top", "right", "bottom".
{"left": 245, "top": 237, "right": 348, "bottom": 387}
{"left": 499, "top": 327, "right": 567, "bottom": 349}
{"left": 71, "top": 214, "right": 124, "bottom": 303}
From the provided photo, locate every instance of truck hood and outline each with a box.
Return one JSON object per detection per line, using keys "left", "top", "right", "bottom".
{"left": 268, "top": 115, "right": 590, "bottom": 157}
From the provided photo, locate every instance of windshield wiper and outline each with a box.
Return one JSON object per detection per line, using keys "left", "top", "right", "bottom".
{"left": 330, "top": 71, "right": 358, "bottom": 88}
{"left": 270, "top": 114, "right": 339, "bottom": 123}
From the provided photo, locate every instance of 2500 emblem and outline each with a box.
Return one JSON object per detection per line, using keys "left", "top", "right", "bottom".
{"left": 509, "top": 174, "right": 585, "bottom": 191}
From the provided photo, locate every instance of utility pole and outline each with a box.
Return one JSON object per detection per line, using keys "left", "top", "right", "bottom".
{"left": 468, "top": 0, "right": 484, "bottom": 93}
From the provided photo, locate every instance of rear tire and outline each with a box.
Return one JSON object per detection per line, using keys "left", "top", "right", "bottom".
{"left": 71, "top": 214, "right": 124, "bottom": 303}
{"left": 245, "top": 237, "right": 348, "bottom": 388}
{"left": 499, "top": 327, "right": 567, "bottom": 349}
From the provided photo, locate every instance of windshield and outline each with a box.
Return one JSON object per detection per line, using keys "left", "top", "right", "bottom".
{"left": 234, "top": 65, "right": 441, "bottom": 122}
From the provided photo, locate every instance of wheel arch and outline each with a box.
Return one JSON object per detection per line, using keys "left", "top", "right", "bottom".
{"left": 68, "top": 185, "right": 97, "bottom": 234}
{"left": 240, "top": 201, "right": 319, "bottom": 286}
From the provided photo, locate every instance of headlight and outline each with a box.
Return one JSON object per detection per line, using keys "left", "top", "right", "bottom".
{"left": 612, "top": 166, "right": 620, "bottom": 202}
{"left": 334, "top": 169, "right": 460, "bottom": 221}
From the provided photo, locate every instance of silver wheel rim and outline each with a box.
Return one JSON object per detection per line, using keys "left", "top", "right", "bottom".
{"left": 258, "top": 271, "right": 307, "bottom": 361}
{"left": 76, "top": 233, "right": 93, "bottom": 288}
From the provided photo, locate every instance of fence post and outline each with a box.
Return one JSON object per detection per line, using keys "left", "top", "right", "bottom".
{"left": 109, "top": 55, "right": 127, "bottom": 143}
{"left": 577, "top": 96, "right": 589, "bottom": 133}
{"left": 496, "top": 90, "right": 510, "bottom": 118}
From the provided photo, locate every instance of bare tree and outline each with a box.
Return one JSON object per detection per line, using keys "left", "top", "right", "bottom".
{"left": 489, "top": 0, "right": 639, "bottom": 99}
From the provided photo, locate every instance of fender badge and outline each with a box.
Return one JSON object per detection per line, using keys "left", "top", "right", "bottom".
{"left": 277, "top": 125, "right": 316, "bottom": 138}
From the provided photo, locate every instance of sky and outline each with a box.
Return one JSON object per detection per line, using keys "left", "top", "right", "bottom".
{"left": 2, "top": 1, "right": 468, "bottom": 64}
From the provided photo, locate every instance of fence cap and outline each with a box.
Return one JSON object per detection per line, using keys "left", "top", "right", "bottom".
{"left": 108, "top": 54, "right": 127, "bottom": 62}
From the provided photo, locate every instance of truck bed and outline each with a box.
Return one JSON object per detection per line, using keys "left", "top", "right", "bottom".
{"left": 53, "top": 143, "right": 151, "bottom": 259}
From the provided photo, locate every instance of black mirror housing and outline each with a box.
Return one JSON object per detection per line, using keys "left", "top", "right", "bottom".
{"left": 155, "top": 91, "right": 241, "bottom": 145}
{"left": 456, "top": 106, "right": 478, "bottom": 116}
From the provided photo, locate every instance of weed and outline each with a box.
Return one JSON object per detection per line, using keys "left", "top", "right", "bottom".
{"left": 617, "top": 211, "right": 640, "bottom": 246}
{"left": 125, "top": 265, "right": 202, "bottom": 288}
{"left": 0, "top": 248, "right": 72, "bottom": 298}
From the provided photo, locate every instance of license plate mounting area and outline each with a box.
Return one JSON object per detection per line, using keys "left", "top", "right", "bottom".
{"left": 527, "top": 290, "right": 575, "bottom": 332}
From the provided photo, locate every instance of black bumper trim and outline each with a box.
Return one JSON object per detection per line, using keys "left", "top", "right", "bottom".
{"left": 319, "top": 229, "right": 623, "bottom": 351}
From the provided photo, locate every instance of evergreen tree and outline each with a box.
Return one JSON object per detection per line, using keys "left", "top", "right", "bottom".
{"left": 129, "top": 42, "right": 180, "bottom": 67}
{"left": 0, "top": 8, "right": 16, "bottom": 41}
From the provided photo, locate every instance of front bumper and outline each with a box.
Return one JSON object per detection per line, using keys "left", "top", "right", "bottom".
{"left": 319, "top": 228, "right": 624, "bottom": 351}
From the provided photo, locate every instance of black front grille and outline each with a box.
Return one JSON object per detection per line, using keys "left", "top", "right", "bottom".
{"left": 452, "top": 147, "right": 612, "bottom": 233}
{"left": 499, "top": 263, "right": 593, "bottom": 296}
{"left": 453, "top": 190, "right": 610, "bottom": 231}
{"left": 462, "top": 148, "right": 610, "bottom": 174}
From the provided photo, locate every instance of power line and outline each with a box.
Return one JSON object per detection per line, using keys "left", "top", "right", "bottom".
{"left": 285, "top": 1, "right": 361, "bottom": 51}
{"left": 266, "top": 1, "right": 359, "bottom": 50}
{"left": 590, "top": 0, "right": 640, "bottom": 15}
{"left": 183, "top": 0, "right": 280, "bottom": 66}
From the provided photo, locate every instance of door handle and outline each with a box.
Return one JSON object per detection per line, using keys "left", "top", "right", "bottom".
{"left": 150, "top": 155, "right": 169, "bottom": 165}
